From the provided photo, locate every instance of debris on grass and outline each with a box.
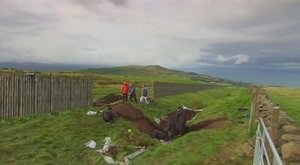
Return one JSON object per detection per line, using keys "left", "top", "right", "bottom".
{"left": 103, "top": 146, "right": 146, "bottom": 165}
{"left": 86, "top": 111, "right": 97, "bottom": 115}
{"left": 98, "top": 137, "right": 114, "bottom": 154}
{"left": 153, "top": 117, "right": 161, "bottom": 125}
{"left": 85, "top": 140, "right": 97, "bottom": 149}
{"left": 124, "top": 146, "right": 145, "bottom": 160}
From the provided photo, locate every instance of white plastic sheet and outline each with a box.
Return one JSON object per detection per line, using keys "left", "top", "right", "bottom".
{"left": 99, "top": 137, "right": 113, "bottom": 154}
{"left": 86, "top": 111, "right": 97, "bottom": 115}
{"left": 85, "top": 140, "right": 97, "bottom": 149}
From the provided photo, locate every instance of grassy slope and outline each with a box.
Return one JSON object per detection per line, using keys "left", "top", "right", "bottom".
{"left": 80, "top": 65, "right": 244, "bottom": 86}
{"left": 0, "top": 87, "right": 252, "bottom": 164}
{"left": 0, "top": 109, "right": 156, "bottom": 165}
{"left": 133, "top": 87, "right": 251, "bottom": 165}
{"left": 0, "top": 67, "right": 252, "bottom": 164}
{"left": 265, "top": 87, "right": 300, "bottom": 127}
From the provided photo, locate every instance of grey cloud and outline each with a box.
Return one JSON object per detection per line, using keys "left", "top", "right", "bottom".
{"left": 0, "top": 44, "right": 34, "bottom": 62}
{"left": 1, "top": 0, "right": 300, "bottom": 70}
{"left": 75, "top": 0, "right": 128, "bottom": 10}
{"left": 0, "top": 8, "right": 58, "bottom": 36}
{"left": 108, "top": 0, "right": 129, "bottom": 6}
{"left": 216, "top": 0, "right": 300, "bottom": 30}
{"left": 202, "top": 39, "right": 300, "bottom": 68}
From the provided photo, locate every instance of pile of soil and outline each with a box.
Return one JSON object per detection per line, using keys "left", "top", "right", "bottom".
{"left": 112, "top": 103, "right": 158, "bottom": 135}
{"left": 188, "top": 117, "right": 227, "bottom": 131}
{"left": 94, "top": 94, "right": 121, "bottom": 107}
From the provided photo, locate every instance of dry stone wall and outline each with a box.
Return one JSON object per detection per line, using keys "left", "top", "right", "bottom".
{"left": 251, "top": 87, "right": 300, "bottom": 164}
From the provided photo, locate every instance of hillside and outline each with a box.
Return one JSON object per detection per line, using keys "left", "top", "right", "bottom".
{"left": 0, "top": 62, "right": 97, "bottom": 71}
{"left": 81, "top": 65, "right": 248, "bottom": 86}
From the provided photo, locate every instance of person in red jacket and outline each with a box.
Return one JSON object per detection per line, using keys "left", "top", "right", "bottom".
{"left": 121, "top": 81, "right": 129, "bottom": 102}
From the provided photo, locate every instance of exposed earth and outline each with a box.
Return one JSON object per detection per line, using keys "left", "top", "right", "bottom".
{"left": 93, "top": 93, "right": 121, "bottom": 107}
{"left": 111, "top": 103, "right": 227, "bottom": 138}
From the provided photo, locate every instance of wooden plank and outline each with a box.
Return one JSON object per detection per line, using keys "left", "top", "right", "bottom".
{"left": 30, "top": 76, "right": 32, "bottom": 115}
{"left": 24, "top": 75, "right": 28, "bottom": 117}
{"left": 70, "top": 79, "right": 73, "bottom": 109}
{"left": 52, "top": 77, "right": 56, "bottom": 112}
{"left": 19, "top": 75, "right": 23, "bottom": 117}
{"left": 14, "top": 75, "right": 17, "bottom": 118}
{"left": 8, "top": 75, "right": 12, "bottom": 119}
{"left": 0, "top": 75, "right": 3, "bottom": 120}
{"left": 12, "top": 75, "right": 15, "bottom": 118}
{"left": 5, "top": 75, "right": 7, "bottom": 119}
{"left": 47, "top": 76, "right": 51, "bottom": 113}
{"left": 38, "top": 76, "right": 41, "bottom": 114}
{"left": 34, "top": 75, "right": 37, "bottom": 114}
{"left": 3, "top": 75, "right": 6, "bottom": 119}
{"left": 23, "top": 75, "right": 26, "bottom": 117}
{"left": 49, "top": 75, "right": 52, "bottom": 113}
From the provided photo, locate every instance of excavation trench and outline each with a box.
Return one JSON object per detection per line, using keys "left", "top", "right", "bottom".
{"left": 94, "top": 94, "right": 121, "bottom": 107}
{"left": 111, "top": 103, "right": 226, "bottom": 138}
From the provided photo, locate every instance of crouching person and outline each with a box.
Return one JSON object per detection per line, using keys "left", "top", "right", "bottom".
{"left": 176, "top": 107, "right": 189, "bottom": 136}
{"left": 151, "top": 129, "right": 169, "bottom": 141}
{"left": 166, "top": 115, "right": 178, "bottom": 140}
{"left": 102, "top": 106, "right": 116, "bottom": 123}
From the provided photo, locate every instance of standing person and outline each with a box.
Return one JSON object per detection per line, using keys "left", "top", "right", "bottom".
{"left": 121, "top": 81, "right": 129, "bottom": 102}
{"left": 140, "top": 84, "right": 149, "bottom": 104}
{"left": 129, "top": 83, "right": 137, "bottom": 103}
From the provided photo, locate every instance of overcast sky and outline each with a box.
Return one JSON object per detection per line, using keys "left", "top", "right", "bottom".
{"left": 1, "top": 0, "right": 300, "bottom": 75}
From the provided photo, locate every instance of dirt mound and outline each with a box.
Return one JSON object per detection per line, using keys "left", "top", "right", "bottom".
{"left": 188, "top": 117, "right": 227, "bottom": 131}
{"left": 112, "top": 103, "right": 157, "bottom": 134}
{"left": 94, "top": 94, "right": 121, "bottom": 107}
{"left": 112, "top": 103, "right": 143, "bottom": 120}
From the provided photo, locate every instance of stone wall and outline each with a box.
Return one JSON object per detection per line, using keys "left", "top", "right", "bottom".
{"left": 251, "top": 87, "right": 300, "bottom": 164}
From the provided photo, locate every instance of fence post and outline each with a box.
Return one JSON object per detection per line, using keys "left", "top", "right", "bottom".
{"left": 50, "top": 73, "right": 53, "bottom": 113}
{"left": 249, "top": 87, "right": 257, "bottom": 134}
{"left": 270, "top": 109, "right": 279, "bottom": 144}
{"left": 18, "top": 75, "right": 23, "bottom": 117}
{"left": 0, "top": 73, "right": 2, "bottom": 120}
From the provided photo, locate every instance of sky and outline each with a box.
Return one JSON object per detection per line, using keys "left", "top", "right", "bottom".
{"left": 1, "top": 0, "right": 300, "bottom": 86}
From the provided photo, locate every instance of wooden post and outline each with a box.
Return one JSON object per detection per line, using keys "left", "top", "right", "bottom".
{"left": 50, "top": 73, "right": 53, "bottom": 113}
{"left": 270, "top": 109, "right": 279, "bottom": 145}
{"left": 248, "top": 94, "right": 256, "bottom": 134}
{"left": 18, "top": 75, "right": 23, "bottom": 117}
{"left": 0, "top": 74, "right": 3, "bottom": 120}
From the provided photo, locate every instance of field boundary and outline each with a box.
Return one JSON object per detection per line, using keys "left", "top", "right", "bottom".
{"left": 0, "top": 73, "right": 93, "bottom": 120}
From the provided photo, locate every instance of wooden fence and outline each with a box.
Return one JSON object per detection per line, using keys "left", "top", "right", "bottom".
{"left": 0, "top": 73, "right": 93, "bottom": 120}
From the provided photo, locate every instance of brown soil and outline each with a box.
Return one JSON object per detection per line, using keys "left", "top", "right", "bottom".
{"left": 94, "top": 94, "right": 121, "bottom": 107}
{"left": 112, "top": 103, "right": 158, "bottom": 134}
{"left": 111, "top": 103, "right": 226, "bottom": 138}
{"left": 188, "top": 117, "right": 227, "bottom": 131}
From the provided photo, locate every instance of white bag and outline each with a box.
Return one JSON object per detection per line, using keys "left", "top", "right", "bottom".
{"left": 85, "top": 140, "right": 97, "bottom": 149}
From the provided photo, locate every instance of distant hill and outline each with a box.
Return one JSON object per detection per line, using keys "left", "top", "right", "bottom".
{"left": 81, "top": 65, "right": 248, "bottom": 86}
{"left": 0, "top": 62, "right": 104, "bottom": 71}
{"left": 82, "top": 65, "right": 185, "bottom": 76}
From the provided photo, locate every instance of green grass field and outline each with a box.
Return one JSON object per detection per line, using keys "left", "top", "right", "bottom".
{"left": 265, "top": 87, "right": 300, "bottom": 127}
{"left": 0, "top": 66, "right": 254, "bottom": 164}
{"left": 0, "top": 85, "right": 252, "bottom": 164}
